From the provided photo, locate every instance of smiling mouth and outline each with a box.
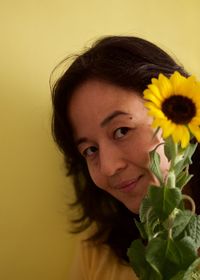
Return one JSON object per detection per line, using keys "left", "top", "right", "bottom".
{"left": 115, "top": 175, "right": 143, "bottom": 193}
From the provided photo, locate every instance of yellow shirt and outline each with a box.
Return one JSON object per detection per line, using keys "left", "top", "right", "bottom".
{"left": 69, "top": 239, "right": 138, "bottom": 280}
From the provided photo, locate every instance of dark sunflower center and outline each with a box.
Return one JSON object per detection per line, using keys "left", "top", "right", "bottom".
{"left": 162, "top": 95, "right": 196, "bottom": 124}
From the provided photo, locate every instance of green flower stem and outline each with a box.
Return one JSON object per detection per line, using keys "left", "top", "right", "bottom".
{"left": 168, "top": 228, "right": 172, "bottom": 239}
{"left": 182, "top": 194, "right": 196, "bottom": 214}
{"left": 165, "top": 141, "right": 180, "bottom": 241}
{"left": 166, "top": 171, "right": 176, "bottom": 188}
{"left": 165, "top": 208, "right": 178, "bottom": 240}
{"left": 170, "top": 142, "right": 178, "bottom": 169}
{"left": 146, "top": 206, "right": 154, "bottom": 241}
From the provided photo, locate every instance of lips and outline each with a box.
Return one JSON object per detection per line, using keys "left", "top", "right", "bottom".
{"left": 114, "top": 175, "right": 143, "bottom": 193}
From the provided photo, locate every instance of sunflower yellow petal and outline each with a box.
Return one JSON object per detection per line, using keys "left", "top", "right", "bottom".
{"left": 144, "top": 101, "right": 161, "bottom": 112}
{"left": 144, "top": 101, "right": 159, "bottom": 110}
{"left": 143, "top": 92, "right": 161, "bottom": 107}
{"left": 171, "top": 125, "right": 189, "bottom": 148}
{"left": 181, "top": 78, "right": 197, "bottom": 98}
{"left": 191, "top": 116, "right": 200, "bottom": 125}
{"left": 187, "top": 75, "right": 197, "bottom": 86}
{"left": 170, "top": 71, "right": 187, "bottom": 94}
{"left": 151, "top": 118, "right": 163, "bottom": 129}
{"left": 196, "top": 112, "right": 200, "bottom": 119}
{"left": 148, "top": 84, "right": 163, "bottom": 101}
{"left": 171, "top": 125, "right": 183, "bottom": 143}
{"left": 180, "top": 126, "right": 190, "bottom": 148}
{"left": 188, "top": 123, "right": 200, "bottom": 141}
{"left": 151, "top": 77, "right": 160, "bottom": 87}
{"left": 194, "top": 100, "right": 200, "bottom": 111}
{"left": 157, "top": 73, "right": 173, "bottom": 98}
{"left": 162, "top": 121, "right": 176, "bottom": 139}
{"left": 146, "top": 106, "right": 166, "bottom": 119}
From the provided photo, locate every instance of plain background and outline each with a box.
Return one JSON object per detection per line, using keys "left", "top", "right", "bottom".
{"left": 1, "top": 0, "right": 200, "bottom": 279}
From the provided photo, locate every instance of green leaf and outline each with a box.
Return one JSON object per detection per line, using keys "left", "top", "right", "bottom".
{"left": 127, "top": 239, "right": 146, "bottom": 276}
{"left": 149, "top": 150, "right": 163, "bottom": 183}
{"left": 172, "top": 210, "right": 193, "bottom": 238}
{"left": 174, "top": 143, "right": 197, "bottom": 176}
{"left": 127, "top": 239, "right": 161, "bottom": 280}
{"left": 146, "top": 237, "right": 197, "bottom": 279}
{"left": 134, "top": 219, "right": 147, "bottom": 240}
{"left": 170, "top": 271, "right": 186, "bottom": 280}
{"left": 139, "top": 196, "right": 152, "bottom": 223}
{"left": 146, "top": 238, "right": 176, "bottom": 278}
{"left": 173, "top": 213, "right": 200, "bottom": 249}
{"left": 176, "top": 171, "right": 193, "bottom": 190}
{"left": 145, "top": 208, "right": 161, "bottom": 240}
{"left": 178, "top": 142, "right": 198, "bottom": 163}
{"left": 185, "top": 215, "right": 200, "bottom": 249}
{"left": 149, "top": 186, "right": 182, "bottom": 221}
{"left": 174, "top": 236, "right": 198, "bottom": 268}
{"left": 183, "top": 257, "right": 200, "bottom": 280}
{"left": 146, "top": 238, "right": 166, "bottom": 272}
{"left": 164, "top": 136, "right": 176, "bottom": 162}
{"left": 166, "top": 170, "right": 176, "bottom": 188}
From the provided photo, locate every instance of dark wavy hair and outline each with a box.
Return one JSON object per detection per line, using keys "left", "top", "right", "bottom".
{"left": 51, "top": 36, "right": 200, "bottom": 262}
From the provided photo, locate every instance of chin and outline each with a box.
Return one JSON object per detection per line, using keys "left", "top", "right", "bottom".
{"left": 125, "top": 192, "right": 147, "bottom": 214}
{"left": 127, "top": 202, "right": 140, "bottom": 214}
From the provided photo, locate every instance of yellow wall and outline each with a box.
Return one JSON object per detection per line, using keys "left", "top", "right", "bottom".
{"left": 0, "top": 0, "right": 200, "bottom": 279}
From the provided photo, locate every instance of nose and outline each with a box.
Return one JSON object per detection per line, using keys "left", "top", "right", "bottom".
{"left": 99, "top": 143, "right": 127, "bottom": 177}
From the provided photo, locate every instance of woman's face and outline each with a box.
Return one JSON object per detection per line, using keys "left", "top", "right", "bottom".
{"left": 68, "top": 80, "right": 169, "bottom": 213}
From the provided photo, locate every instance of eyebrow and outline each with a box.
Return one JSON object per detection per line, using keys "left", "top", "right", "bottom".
{"left": 100, "top": 110, "right": 129, "bottom": 127}
{"left": 76, "top": 137, "right": 89, "bottom": 146}
{"left": 76, "top": 110, "right": 129, "bottom": 146}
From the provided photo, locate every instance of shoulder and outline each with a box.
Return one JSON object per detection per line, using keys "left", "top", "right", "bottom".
{"left": 70, "top": 235, "right": 138, "bottom": 280}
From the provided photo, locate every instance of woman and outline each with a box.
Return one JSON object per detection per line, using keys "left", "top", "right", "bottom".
{"left": 51, "top": 36, "right": 200, "bottom": 279}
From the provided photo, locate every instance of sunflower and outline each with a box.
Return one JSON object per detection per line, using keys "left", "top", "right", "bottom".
{"left": 144, "top": 71, "right": 200, "bottom": 148}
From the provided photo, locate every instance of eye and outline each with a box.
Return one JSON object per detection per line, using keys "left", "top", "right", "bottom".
{"left": 83, "top": 146, "right": 98, "bottom": 158}
{"left": 114, "top": 127, "right": 130, "bottom": 139}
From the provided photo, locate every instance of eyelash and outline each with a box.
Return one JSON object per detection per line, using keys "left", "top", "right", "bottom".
{"left": 113, "top": 127, "right": 130, "bottom": 139}
{"left": 82, "top": 146, "right": 98, "bottom": 158}
{"left": 81, "top": 127, "right": 130, "bottom": 159}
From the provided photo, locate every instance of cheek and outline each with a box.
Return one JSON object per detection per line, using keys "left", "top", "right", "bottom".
{"left": 130, "top": 129, "right": 165, "bottom": 169}
{"left": 149, "top": 131, "right": 170, "bottom": 175}
{"left": 128, "top": 136, "right": 154, "bottom": 167}
{"left": 87, "top": 164, "right": 107, "bottom": 190}
{"left": 156, "top": 143, "right": 170, "bottom": 174}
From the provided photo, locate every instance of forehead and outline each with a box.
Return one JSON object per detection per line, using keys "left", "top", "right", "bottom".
{"left": 68, "top": 79, "right": 142, "bottom": 113}
{"left": 68, "top": 79, "right": 146, "bottom": 136}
